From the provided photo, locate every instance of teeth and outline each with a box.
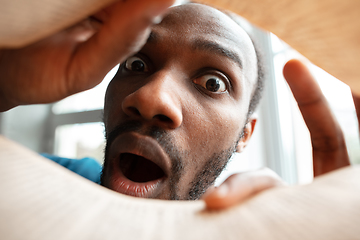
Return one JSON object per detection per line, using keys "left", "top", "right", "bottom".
{"left": 119, "top": 153, "right": 165, "bottom": 183}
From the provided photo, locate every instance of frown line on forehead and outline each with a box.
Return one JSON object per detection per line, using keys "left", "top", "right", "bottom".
{"left": 192, "top": 39, "right": 243, "bottom": 69}
{"left": 146, "top": 30, "right": 243, "bottom": 70}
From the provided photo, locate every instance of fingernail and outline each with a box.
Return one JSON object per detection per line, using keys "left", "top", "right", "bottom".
{"left": 152, "top": 15, "right": 164, "bottom": 25}
{"left": 215, "top": 184, "right": 229, "bottom": 198}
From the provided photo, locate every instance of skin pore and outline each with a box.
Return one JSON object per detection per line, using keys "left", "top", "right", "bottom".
{"left": 101, "top": 3, "right": 259, "bottom": 200}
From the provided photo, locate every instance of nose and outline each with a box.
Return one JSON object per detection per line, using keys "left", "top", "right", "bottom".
{"left": 121, "top": 72, "right": 183, "bottom": 129}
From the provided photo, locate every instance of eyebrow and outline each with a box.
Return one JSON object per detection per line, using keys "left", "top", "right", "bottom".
{"left": 192, "top": 39, "right": 243, "bottom": 69}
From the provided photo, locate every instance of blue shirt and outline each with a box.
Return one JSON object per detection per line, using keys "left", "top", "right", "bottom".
{"left": 41, "top": 153, "right": 102, "bottom": 184}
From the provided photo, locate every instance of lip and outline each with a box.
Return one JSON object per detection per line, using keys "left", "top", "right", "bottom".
{"left": 107, "top": 132, "right": 171, "bottom": 198}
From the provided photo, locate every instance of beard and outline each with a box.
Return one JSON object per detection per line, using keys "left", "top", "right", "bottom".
{"left": 101, "top": 121, "right": 240, "bottom": 200}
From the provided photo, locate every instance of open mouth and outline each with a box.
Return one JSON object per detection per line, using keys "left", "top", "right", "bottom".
{"left": 107, "top": 132, "right": 172, "bottom": 198}
{"left": 118, "top": 153, "right": 165, "bottom": 183}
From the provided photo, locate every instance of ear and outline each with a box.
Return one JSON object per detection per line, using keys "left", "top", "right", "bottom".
{"left": 236, "top": 116, "right": 257, "bottom": 153}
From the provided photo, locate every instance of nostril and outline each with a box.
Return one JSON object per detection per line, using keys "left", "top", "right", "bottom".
{"left": 128, "top": 107, "right": 141, "bottom": 117}
{"left": 155, "top": 114, "right": 172, "bottom": 123}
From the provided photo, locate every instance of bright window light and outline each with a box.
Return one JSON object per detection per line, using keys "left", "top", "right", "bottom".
{"left": 54, "top": 122, "right": 106, "bottom": 163}
{"left": 52, "top": 65, "right": 119, "bottom": 114}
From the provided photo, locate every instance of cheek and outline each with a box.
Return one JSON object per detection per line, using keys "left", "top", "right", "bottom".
{"left": 175, "top": 100, "right": 247, "bottom": 194}
{"left": 180, "top": 99, "right": 246, "bottom": 160}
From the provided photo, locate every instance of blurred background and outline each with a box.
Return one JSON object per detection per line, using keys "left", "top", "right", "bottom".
{"left": 0, "top": 14, "right": 358, "bottom": 186}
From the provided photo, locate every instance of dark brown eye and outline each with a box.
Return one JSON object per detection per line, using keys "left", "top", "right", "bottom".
{"left": 194, "top": 74, "right": 227, "bottom": 93}
{"left": 124, "top": 56, "right": 148, "bottom": 72}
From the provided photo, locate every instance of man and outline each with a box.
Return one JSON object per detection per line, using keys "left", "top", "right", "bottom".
{"left": 0, "top": 1, "right": 352, "bottom": 206}
{"left": 1, "top": 1, "right": 359, "bottom": 239}
{"left": 100, "top": 3, "right": 262, "bottom": 200}
{"left": 35, "top": 2, "right": 269, "bottom": 201}
{"left": 100, "top": 2, "right": 352, "bottom": 202}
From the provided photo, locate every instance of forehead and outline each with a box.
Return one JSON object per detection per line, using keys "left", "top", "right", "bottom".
{"left": 151, "top": 3, "right": 258, "bottom": 86}
{"left": 161, "top": 4, "right": 248, "bottom": 44}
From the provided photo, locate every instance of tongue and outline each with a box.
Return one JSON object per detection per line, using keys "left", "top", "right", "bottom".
{"left": 119, "top": 153, "right": 165, "bottom": 183}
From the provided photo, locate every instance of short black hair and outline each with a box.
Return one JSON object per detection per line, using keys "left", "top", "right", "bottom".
{"left": 247, "top": 40, "right": 265, "bottom": 119}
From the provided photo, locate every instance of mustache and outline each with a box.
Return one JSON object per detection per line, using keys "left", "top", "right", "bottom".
{"left": 106, "top": 121, "right": 168, "bottom": 149}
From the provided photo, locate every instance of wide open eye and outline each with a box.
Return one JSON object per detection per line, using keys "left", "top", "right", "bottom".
{"left": 194, "top": 74, "right": 227, "bottom": 93}
{"left": 124, "top": 56, "right": 149, "bottom": 72}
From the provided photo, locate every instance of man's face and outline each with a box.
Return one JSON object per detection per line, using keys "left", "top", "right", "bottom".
{"left": 101, "top": 3, "right": 258, "bottom": 200}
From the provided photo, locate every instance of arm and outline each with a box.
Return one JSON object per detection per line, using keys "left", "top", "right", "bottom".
{"left": 0, "top": 0, "right": 174, "bottom": 111}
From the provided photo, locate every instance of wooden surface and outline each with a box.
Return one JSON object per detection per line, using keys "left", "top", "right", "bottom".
{"left": 199, "top": 0, "right": 360, "bottom": 95}
{"left": 1, "top": 135, "right": 360, "bottom": 240}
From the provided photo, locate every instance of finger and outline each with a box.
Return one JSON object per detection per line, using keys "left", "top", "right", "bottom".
{"left": 67, "top": 0, "right": 175, "bottom": 93}
{"left": 283, "top": 59, "right": 350, "bottom": 176}
{"left": 202, "top": 169, "right": 284, "bottom": 210}
{"left": 65, "top": 18, "right": 102, "bottom": 43}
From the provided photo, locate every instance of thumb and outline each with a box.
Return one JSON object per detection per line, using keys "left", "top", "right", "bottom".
{"left": 67, "top": 0, "right": 175, "bottom": 93}
{"left": 202, "top": 169, "right": 285, "bottom": 210}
